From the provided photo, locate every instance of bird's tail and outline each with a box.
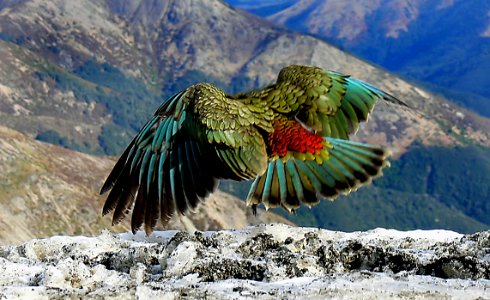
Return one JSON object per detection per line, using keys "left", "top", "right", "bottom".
{"left": 246, "top": 138, "right": 390, "bottom": 212}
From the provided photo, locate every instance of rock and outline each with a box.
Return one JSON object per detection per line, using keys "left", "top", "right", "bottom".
{"left": 0, "top": 224, "right": 489, "bottom": 299}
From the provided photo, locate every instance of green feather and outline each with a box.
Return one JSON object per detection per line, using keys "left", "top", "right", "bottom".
{"left": 177, "top": 145, "right": 194, "bottom": 209}
{"left": 151, "top": 120, "right": 167, "bottom": 152}
{"left": 164, "top": 119, "right": 174, "bottom": 146}
{"left": 248, "top": 175, "right": 267, "bottom": 206}
{"left": 346, "top": 86, "right": 371, "bottom": 118}
{"left": 174, "top": 94, "right": 185, "bottom": 119}
{"left": 329, "top": 150, "right": 364, "bottom": 174}
{"left": 130, "top": 148, "right": 142, "bottom": 174}
{"left": 247, "top": 176, "right": 261, "bottom": 205}
{"left": 269, "top": 164, "right": 281, "bottom": 206}
{"left": 329, "top": 155, "right": 355, "bottom": 180}
{"left": 329, "top": 118, "right": 340, "bottom": 138}
{"left": 293, "top": 161, "right": 315, "bottom": 195}
{"left": 286, "top": 160, "right": 304, "bottom": 202}
{"left": 213, "top": 131, "right": 222, "bottom": 143}
{"left": 337, "top": 147, "right": 376, "bottom": 168}
{"left": 328, "top": 138, "right": 385, "bottom": 159}
{"left": 319, "top": 114, "right": 331, "bottom": 136}
{"left": 340, "top": 100, "right": 359, "bottom": 132}
{"left": 147, "top": 153, "right": 157, "bottom": 194}
{"left": 335, "top": 110, "right": 349, "bottom": 138}
{"left": 168, "top": 150, "right": 179, "bottom": 213}
{"left": 262, "top": 162, "right": 275, "bottom": 203}
{"left": 321, "top": 158, "right": 347, "bottom": 182}
{"left": 276, "top": 159, "right": 287, "bottom": 203}
{"left": 295, "top": 159, "right": 322, "bottom": 192}
{"left": 172, "top": 118, "right": 179, "bottom": 135}
{"left": 218, "top": 149, "right": 240, "bottom": 178}
{"left": 307, "top": 160, "right": 336, "bottom": 187}
{"left": 234, "top": 152, "right": 251, "bottom": 175}
{"left": 124, "top": 144, "right": 136, "bottom": 166}
{"left": 158, "top": 151, "right": 165, "bottom": 203}
{"left": 178, "top": 110, "right": 187, "bottom": 127}
{"left": 136, "top": 117, "right": 158, "bottom": 144}
{"left": 139, "top": 148, "right": 152, "bottom": 185}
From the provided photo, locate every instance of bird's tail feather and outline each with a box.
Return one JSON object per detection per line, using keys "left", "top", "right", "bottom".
{"left": 246, "top": 138, "right": 390, "bottom": 212}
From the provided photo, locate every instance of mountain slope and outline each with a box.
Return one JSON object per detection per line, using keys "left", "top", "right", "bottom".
{"left": 0, "top": 126, "right": 292, "bottom": 244}
{"left": 0, "top": 125, "right": 119, "bottom": 244}
{"left": 226, "top": 0, "right": 490, "bottom": 117}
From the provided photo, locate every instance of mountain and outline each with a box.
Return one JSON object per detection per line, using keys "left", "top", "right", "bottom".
{"left": 226, "top": 0, "right": 490, "bottom": 118}
{"left": 0, "top": 125, "right": 292, "bottom": 244}
{"left": 1, "top": 0, "right": 489, "bottom": 156}
{"left": 0, "top": 0, "right": 489, "bottom": 233}
{"left": 1, "top": 225, "right": 489, "bottom": 298}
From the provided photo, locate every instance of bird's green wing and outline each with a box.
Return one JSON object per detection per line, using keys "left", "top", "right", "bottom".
{"left": 100, "top": 83, "right": 270, "bottom": 234}
{"left": 254, "top": 65, "right": 404, "bottom": 139}
{"left": 314, "top": 72, "right": 404, "bottom": 139}
{"left": 246, "top": 137, "right": 390, "bottom": 213}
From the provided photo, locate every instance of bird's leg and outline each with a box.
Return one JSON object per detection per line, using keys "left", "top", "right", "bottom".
{"left": 251, "top": 204, "right": 258, "bottom": 216}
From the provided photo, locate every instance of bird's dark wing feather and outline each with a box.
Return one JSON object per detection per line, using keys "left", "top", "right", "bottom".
{"left": 100, "top": 84, "right": 269, "bottom": 234}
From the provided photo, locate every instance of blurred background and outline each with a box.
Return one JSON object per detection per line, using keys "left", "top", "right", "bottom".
{"left": 0, "top": 0, "right": 489, "bottom": 244}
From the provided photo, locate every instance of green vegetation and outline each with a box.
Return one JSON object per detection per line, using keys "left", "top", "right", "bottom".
{"left": 98, "top": 124, "right": 132, "bottom": 156}
{"left": 35, "top": 130, "right": 94, "bottom": 153}
{"left": 0, "top": 32, "right": 27, "bottom": 45}
{"left": 274, "top": 186, "right": 489, "bottom": 234}
{"left": 35, "top": 60, "right": 162, "bottom": 155}
{"left": 73, "top": 60, "right": 161, "bottom": 133}
{"left": 375, "top": 145, "right": 490, "bottom": 226}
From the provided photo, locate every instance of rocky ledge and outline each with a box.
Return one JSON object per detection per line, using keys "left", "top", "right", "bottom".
{"left": 1, "top": 224, "right": 489, "bottom": 299}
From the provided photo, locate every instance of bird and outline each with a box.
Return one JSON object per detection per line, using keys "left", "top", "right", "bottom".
{"left": 100, "top": 65, "right": 406, "bottom": 235}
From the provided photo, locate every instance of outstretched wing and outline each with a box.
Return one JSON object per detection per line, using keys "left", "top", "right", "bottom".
{"left": 250, "top": 65, "right": 405, "bottom": 139}
{"left": 100, "top": 83, "right": 270, "bottom": 234}
{"left": 247, "top": 136, "right": 390, "bottom": 213}
{"left": 311, "top": 72, "right": 405, "bottom": 139}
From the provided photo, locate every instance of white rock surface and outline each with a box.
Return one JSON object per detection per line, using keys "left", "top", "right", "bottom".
{"left": 0, "top": 224, "right": 489, "bottom": 299}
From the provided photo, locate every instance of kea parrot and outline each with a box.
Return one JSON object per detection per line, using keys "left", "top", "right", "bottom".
{"left": 100, "top": 65, "right": 405, "bottom": 234}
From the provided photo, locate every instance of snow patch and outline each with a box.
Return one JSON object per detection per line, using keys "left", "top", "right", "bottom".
{"left": 0, "top": 224, "right": 488, "bottom": 299}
